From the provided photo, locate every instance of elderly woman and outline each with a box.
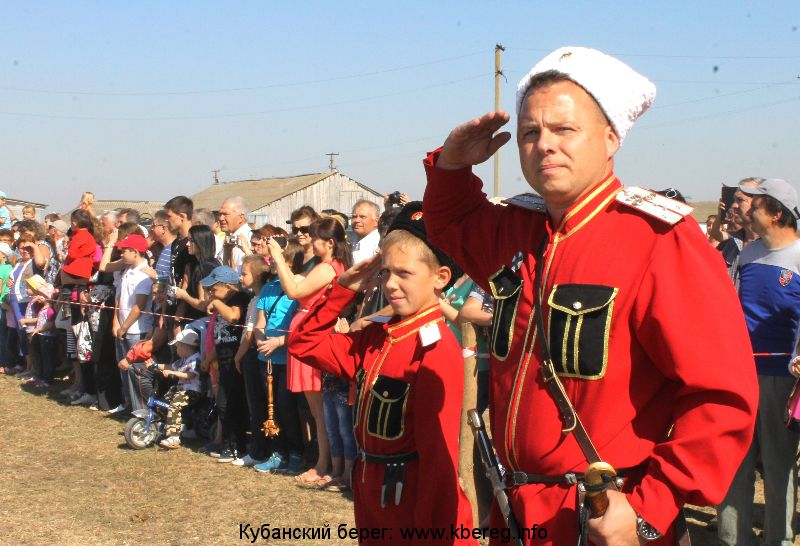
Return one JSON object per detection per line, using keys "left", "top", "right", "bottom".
{"left": 15, "top": 219, "right": 57, "bottom": 286}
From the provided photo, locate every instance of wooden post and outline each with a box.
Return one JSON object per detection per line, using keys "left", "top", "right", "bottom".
{"left": 458, "top": 321, "right": 479, "bottom": 525}
{"left": 493, "top": 43, "right": 505, "bottom": 198}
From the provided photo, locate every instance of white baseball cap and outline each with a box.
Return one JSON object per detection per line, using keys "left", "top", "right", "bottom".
{"left": 169, "top": 328, "right": 200, "bottom": 347}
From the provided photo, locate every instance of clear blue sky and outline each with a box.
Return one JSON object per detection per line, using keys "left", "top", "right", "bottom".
{"left": 1, "top": 1, "right": 798, "bottom": 212}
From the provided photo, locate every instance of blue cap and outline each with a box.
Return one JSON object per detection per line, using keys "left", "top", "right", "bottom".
{"left": 0, "top": 191, "right": 6, "bottom": 199}
{"left": 200, "top": 265, "right": 240, "bottom": 287}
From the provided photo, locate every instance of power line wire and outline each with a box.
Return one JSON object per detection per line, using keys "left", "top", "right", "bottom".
{"left": 641, "top": 95, "right": 800, "bottom": 130}
{"left": 0, "top": 73, "right": 489, "bottom": 121}
{"left": 504, "top": 46, "right": 800, "bottom": 60}
{"left": 0, "top": 51, "right": 487, "bottom": 97}
{"left": 222, "top": 135, "right": 444, "bottom": 175}
{"left": 651, "top": 80, "right": 798, "bottom": 109}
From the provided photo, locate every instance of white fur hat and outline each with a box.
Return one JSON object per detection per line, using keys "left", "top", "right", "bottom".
{"left": 516, "top": 46, "right": 656, "bottom": 144}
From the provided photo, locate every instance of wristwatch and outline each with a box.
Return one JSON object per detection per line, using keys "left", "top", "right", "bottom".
{"left": 636, "top": 514, "right": 662, "bottom": 541}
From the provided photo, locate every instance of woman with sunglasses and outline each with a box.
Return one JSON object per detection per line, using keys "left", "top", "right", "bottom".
{"left": 288, "top": 206, "right": 320, "bottom": 274}
{"left": 267, "top": 216, "right": 352, "bottom": 486}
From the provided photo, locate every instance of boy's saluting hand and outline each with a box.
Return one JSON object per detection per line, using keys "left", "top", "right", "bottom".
{"left": 338, "top": 252, "right": 382, "bottom": 293}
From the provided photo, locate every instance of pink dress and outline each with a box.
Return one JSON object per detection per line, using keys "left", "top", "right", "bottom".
{"left": 287, "top": 259, "right": 345, "bottom": 393}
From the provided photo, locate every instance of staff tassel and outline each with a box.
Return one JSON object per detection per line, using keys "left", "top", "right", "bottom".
{"left": 262, "top": 359, "right": 280, "bottom": 438}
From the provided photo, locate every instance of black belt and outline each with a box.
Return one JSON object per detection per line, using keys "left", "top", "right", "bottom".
{"left": 507, "top": 468, "right": 632, "bottom": 490}
{"left": 359, "top": 450, "right": 418, "bottom": 507}
{"left": 359, "top": 451, "right": 418, "bottom": 465}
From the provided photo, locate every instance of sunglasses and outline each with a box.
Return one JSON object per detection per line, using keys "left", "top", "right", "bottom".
{"left": 291, "top": 225, "right": 310, "bottom": 235}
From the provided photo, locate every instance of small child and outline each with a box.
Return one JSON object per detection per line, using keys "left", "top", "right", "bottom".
{"left": 201, "top": 265, "right": 251, "bottom": 462}
{"left": 157, "top": 327, "right": 202, "bottom": 449}
{"left": 0, "top": 193, "right": 13, "bottom": 230}
{"left": 17, "top": 275, "right": 49, "bottom": 382}
{"left": 21, "top": 205, "right": 36, "bottom": 221}
{"left": 232, "top": 254, "right": 270, "bottom": 466}
{"left": 25, "top": 276, "right": 57, "bottom": 388}
{"left": 289, "top": 202, "right": 476, "bottom": 544}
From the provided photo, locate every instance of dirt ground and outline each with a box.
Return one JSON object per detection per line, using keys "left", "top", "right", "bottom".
{"left": 0, "top": 375, "right": 787, "bottom": 545}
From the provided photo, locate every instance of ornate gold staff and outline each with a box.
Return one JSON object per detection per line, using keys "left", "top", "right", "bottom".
{"left": 262, "top": 359, "right": 280, "bottom": 438}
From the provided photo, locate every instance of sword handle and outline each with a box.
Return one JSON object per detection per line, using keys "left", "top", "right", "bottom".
{"left": 584, "top": 461, "right": 617, "bottom": 518}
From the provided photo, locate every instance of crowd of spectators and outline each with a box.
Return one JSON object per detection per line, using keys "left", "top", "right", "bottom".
{"left": 1, "top": 177, "right": 798, "bottom": 541}
{"left": 0, "top": 189, "right": 494, "bottom": 495}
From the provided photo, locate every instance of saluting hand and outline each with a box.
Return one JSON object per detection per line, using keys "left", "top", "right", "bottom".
{"left": 436, "top": 111, "right": 512, "bottom": 170}
{"left": 338, "top": 253, "right": 383, "bottom": 294}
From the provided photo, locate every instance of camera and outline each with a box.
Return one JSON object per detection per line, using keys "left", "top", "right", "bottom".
{"left": 271, "top": 236, "right": 287, "bottom": 249}
{"left": 164, "top": 284, "right": 177, "bottom": 305}
{"left": 225, "top": 234, "right": 239, "bottom": 246}
{"left": 388, "top": 191, "right": 402, "bottom": 207}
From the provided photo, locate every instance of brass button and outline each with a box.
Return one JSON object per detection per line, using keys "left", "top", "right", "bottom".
{"left": 572, "top": 301, "right": 583, "bottom": 310}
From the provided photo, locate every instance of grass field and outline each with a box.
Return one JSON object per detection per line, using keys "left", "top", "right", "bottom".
{"left": 0, "top": 374, "right": 778, "bottom": 545}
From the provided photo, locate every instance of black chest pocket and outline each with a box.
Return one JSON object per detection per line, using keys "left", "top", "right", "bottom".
{"left": 547, "top": 284, "right": 618, "bottom": 380}
{"left": 488, "top": 266, "right": 524, "bottom": 360}
{"left": 366, "top": 375, "right": 410, "bottom": 440}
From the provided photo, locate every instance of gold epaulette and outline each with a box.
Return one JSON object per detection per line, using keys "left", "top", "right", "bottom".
{"left": 615, "top": 187, "right": 694, "bottom": 225}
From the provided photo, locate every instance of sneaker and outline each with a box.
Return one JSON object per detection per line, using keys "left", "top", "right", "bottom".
{"left": 59, "top": 387, "right": 74, "bottom": 396}
{"left": 231, "top": 454, "right": 264, "bottom": 467}
{"left": 70, "top": 393, "right": 98, "bottom": 406}
{"left": 159, "top": 436, "right": 181, "bottom": 449}
{"left": 283, "top": 453, "right": 305, "bottom": 475}
{"left": 107, "top": 404, "right": 127, "bottom": 415}
{"left": 203, "top": 442, "right": 223, "bottom": 458}
{"left": 217, "top": 448, "right": 239, "bottom": 463}
{"left": 255, "top": 452, "right": 287, "bottom": 473}
{"left": 16, "top": 371, "right": 34, "bottom": 379}
{"left": 68, "top": 390, "right": 85, "bottom": 400}
{"left": 181, "top": 428, "right": 198, "bottom": 440}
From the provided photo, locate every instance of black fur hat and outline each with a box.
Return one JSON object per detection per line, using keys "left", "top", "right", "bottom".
{"left": 386, "top": 201, "right": 463, "bottom": 290}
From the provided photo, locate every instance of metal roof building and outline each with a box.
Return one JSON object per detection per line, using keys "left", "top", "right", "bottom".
{"left": 191, "top": 171, "right": 384, "bottom": 227}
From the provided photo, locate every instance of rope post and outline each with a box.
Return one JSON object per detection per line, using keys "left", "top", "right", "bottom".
{"left": 458, "top": 321, "right": 479, "bottom": 525}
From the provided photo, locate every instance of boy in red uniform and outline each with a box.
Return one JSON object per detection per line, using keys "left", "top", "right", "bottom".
{"left": 289, "top": 202, "right": 476, "bottom": 545}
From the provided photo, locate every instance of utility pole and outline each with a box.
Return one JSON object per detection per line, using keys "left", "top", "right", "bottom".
{"left": 212, "top": 169, "right": 220, "bottom": 184}
{"left": 326, "top": 152, "right": 339, "bottom": 172}
{"left": 493, "top": 43, "right": 505, "bottom": 198}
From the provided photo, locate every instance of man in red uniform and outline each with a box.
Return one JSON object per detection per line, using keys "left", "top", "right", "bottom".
{"left": 423, "top": 46, "right": 758, "bottom": 545}
{"left": 290, "top": 203, "right": 476, "bottom": 545}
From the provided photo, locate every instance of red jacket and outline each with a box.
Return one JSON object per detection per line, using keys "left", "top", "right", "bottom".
{"left": 289, "top": 283, "right": 476, "bottom": 545}
{"left": 422, "top": 150, "right": 758, "bottom": 544}
{"left": 62, "top": 228, "right": 96, "bottom": 280}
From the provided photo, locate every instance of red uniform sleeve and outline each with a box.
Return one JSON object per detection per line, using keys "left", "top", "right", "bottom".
{"left": 628, "top": 221, "right": 758, "bottom": 533}
{"left": 412, "top": 328, "right": 468, "bottom": 532}
{"left": 423, "top": 149, "right": 529, "bottom": 288}
{"left": 287, "top": 282, "right": 363, "bottom": 380}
